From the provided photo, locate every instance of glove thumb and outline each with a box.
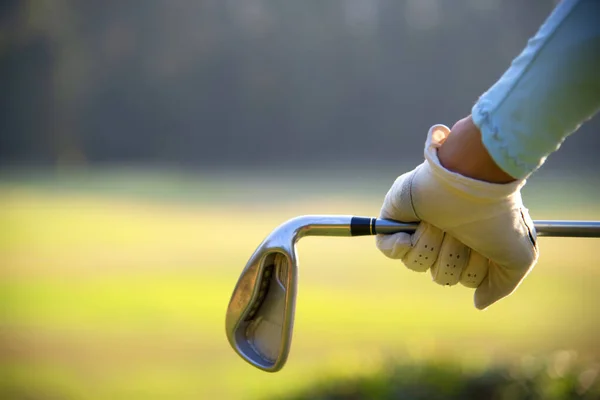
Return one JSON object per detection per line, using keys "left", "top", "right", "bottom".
{"left": 376, "top": 169, "right": 422, "bottom": 260}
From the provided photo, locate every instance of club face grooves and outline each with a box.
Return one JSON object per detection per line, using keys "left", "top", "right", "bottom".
{"left": 244, "top": 261, "right": 274, "bottom": 321}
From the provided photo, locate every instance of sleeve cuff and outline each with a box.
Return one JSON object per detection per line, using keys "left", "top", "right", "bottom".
{"left": 471, "top": 102, "right": 542, "bottom": 180}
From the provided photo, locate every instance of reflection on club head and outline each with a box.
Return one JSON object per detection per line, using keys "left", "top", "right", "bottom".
{"left": 225, "top": 238, "right": 297, "bottom": 372}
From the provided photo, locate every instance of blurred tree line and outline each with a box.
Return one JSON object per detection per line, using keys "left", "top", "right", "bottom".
{"left": 1, "top": 0, "right": 597, "bottom": 171}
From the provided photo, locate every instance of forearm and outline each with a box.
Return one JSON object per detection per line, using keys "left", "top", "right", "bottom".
{"left": 438, "top": 116, "right": 516, "bottom": 184}
{"left": 470, "top": 0, "right": 600, "bottom": 179}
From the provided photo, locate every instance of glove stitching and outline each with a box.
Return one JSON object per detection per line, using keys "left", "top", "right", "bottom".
{"left": 407, "top": 169, "right": 421, "bottom": 220}
{"left": 520, "top": 208, "right": 538, "bottom": 252}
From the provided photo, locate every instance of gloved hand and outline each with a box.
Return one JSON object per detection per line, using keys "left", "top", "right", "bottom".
{"left": 376, "top": 124, "right": 538, "bottom": 310}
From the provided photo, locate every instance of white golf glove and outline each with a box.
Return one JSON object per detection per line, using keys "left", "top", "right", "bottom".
{"left": 376, "top": 124, "right": 539, "bottom": 310}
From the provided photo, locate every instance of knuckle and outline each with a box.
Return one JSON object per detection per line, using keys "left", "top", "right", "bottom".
{"left": 460, "top": 252, "right": 488, "bottom": 288}
{"left": 402, "top": 250, "right": 432, "bottom": 272}
{"left": 460, "top": 273, "right": 485, "bottom": 288}
{"left": 431, "top": 265, "right": 460, "bottom": 286}
{"left": 376, "top": 235, "right": 409, "bottom": 260}
{"left": 430, "top": 235, "right": 467, "bottom": 286}
{"left": 402, "top": 224, "right": 443, "bottom": 272}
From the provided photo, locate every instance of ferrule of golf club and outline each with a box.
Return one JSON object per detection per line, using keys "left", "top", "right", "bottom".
{"left": 226, "top": 215, "right": 600, "bottom": 373}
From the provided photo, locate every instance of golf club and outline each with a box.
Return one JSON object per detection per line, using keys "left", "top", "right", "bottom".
{"left": 225, "top": 215, "right": 600, "bottom": 372}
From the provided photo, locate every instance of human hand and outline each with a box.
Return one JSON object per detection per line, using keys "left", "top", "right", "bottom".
{"left": 376, "top": 124, "right": 538, "bottom": 309}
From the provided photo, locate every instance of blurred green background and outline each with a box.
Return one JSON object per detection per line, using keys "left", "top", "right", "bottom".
{"left": 2, "top": 1, "right": 599, "bottom": 399}
{"left": 2, "top": 170, "right": 599, "bottom": 399}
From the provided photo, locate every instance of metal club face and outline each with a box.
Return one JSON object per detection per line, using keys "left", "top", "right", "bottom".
{"left": 225, "top": 219, "right": 300, "bottom": 373}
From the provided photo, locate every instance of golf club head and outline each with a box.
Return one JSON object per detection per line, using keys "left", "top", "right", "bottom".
{"left": 225, "top": 215, "right": 417, "bottom": 372}
{"left": 225, "top": 221, "right": 298, "bottom": 372}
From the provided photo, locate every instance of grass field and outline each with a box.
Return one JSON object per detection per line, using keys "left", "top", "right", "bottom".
{"left": 1, "top": 169, "right": 599, "bottom": 399}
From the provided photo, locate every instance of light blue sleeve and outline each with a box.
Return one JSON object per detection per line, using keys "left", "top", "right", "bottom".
{"left": 471, "top": 0, "right": 600, "bottom": 179}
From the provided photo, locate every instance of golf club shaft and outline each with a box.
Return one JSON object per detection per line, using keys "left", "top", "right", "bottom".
{"left": 355, "top": 217, "right": 600, "bottom": 238}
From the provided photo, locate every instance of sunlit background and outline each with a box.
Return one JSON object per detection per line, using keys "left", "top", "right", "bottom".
{"left": 2, "top": 1, "right": 599, "bottom": 399}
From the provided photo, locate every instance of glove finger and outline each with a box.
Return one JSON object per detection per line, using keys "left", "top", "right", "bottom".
{"left": 402, "top": 222, "right": 444, "bottom": 272}
{"left": 375, "top": 232, "right": 412, "bottom": 260}
{"left": 474, "top": 260, "right": 531, "bottom": 310}
{"left": 459, "top": 250, "right": 489, "bottom": 288}
{"left": 430, "top": 235, "right": 470, "bottom": 286}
